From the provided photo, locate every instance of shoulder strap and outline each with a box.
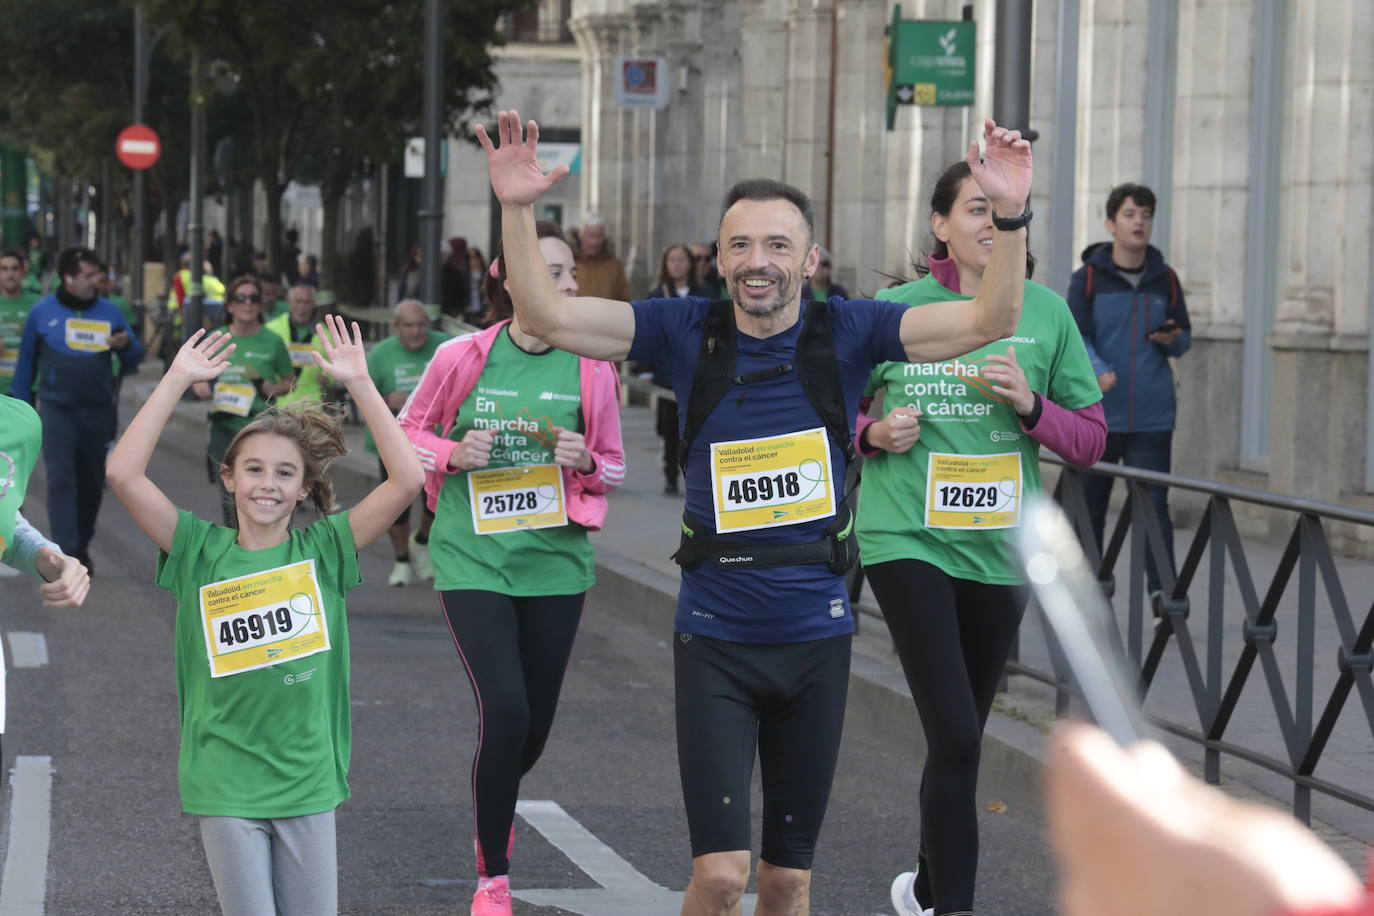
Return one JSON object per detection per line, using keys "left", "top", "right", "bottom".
{"left": 679, "top": 300, "right": 738, "bottom": 470}
{"left": 795, "top": 299, "right": 855, "bottom": 465}
{"left": 1084, "top": 264, "right": 1094, "bottom": 303}
{"left": 1167, "top": 267, "right": 1179, "bottom": 312}
{"left": 679, "top": 299, "right": 853, "bottom": 471}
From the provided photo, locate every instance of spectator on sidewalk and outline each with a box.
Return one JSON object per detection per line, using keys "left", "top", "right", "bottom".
{"left": 800, "top": 246, "right": 849, "bottom": 302}
{"left": 1068, "top": 182, "right": 1191, "bottom": 608}
{"left": 689, "top": 241, "right": 726, "bottom": 299}
{"left": 640, "top": 243, "right": 712, "bottom": 496}
{"left": 572, "top": 213, "right": 629, "bottom": 301}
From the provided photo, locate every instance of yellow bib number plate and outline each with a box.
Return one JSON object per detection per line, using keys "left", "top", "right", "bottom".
{"left": 0, "top": 346, "right": 17, "bottom": 377}
{"left": 199, "top": 560, "right": 331, "bottom": 678}
{"left": 213, "top": 382, "right": 255, "bottom": 417}
{"left": 65, "top": 318, "right": 111, "bottom": 352}
{"left": 924, "top": 451, "right": 1022, "bottom": 530}
{"left": 468, "top": 464, "right": 567, "bottom": 535}
{"left": 710, "top": 427, "right": 835, "bottom": 534}
{"left": 288, "top": 342, "right": 315, "bottom": 367}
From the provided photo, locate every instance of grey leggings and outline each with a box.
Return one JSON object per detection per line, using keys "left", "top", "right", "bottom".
{"left": 199, "top": 810, "right": 337, "bottom": 916}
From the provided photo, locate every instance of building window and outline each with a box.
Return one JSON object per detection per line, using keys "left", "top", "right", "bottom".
{"left": 501, "top": 0, "right": 573, "bottom": 44}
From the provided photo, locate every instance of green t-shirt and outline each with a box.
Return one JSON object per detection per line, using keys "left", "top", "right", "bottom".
{"left": 857, "top": 276, "right": 1102, "bottom": 584}
{"left": 154, "top": 509, "right": 361, "bottom": 818}
{"left": 109, "top": 295, "right": 137, "bottom": 378}
{"left": 0, "top": 397, "right": 41, "bottom": 562}
{"left": 0, "top": 291, "right": 40, "bottom": 396}
{"left": 364, "top": 330, "right": 450, "bottom": 454}
{"left": 431, "top": 328, "right": 593, "bottom": 594}
{"left": 211, "top": 325, "right": 293, "bottom": 431}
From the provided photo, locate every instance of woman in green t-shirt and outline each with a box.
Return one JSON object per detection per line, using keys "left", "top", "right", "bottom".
{"left": 400, "top": 221, "right": 625, "bottom": 916}
{"left": 107, "top": 316, "right": 424, "bottom": 916}
{"left": 190, "top": 275, "right": 294, "bottom": 524}
{"left": 859, "top": 161, "right": 1107, "bottom": 916}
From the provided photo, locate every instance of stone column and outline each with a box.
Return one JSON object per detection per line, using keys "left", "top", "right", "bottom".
{"left": 1269, "top": 0, "right": 1374, "bottom": 505}
{"left": 739, "top": 0, "right": 790, "bottom": 178}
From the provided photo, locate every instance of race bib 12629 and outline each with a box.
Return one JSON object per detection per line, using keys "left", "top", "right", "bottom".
{"left": 924, "top": 451, "right": 1022, "bottom": 530}
{"left": 710, "top": 427, "right": 835, "bottom": 534}
{"left": 198, "top": 559, "right": 331, "bottom": 678}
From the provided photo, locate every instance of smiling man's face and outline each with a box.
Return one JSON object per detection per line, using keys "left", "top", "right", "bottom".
{"left": 717, "top": 198, "right": 818, "bottom": 321}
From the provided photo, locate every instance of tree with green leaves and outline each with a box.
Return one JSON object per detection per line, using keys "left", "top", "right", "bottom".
{"left": 146, "top": 0, "right": 530, "bottom": 300}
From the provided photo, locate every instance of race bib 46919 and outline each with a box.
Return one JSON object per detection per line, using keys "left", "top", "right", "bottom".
{"left": 198, "top": 560, "right": 331, "bottom": 678}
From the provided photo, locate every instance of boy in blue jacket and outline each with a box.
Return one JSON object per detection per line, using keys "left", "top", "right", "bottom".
{"left": 1067, "top": 183, "right": 1191, "bottom": 604}
{"left": 12, "top": 246, "right": 143, "bottom": 573}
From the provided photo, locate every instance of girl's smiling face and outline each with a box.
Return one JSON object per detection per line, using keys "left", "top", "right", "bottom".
{"left": 221, "top": 432, "right": 310, "bottom": 527}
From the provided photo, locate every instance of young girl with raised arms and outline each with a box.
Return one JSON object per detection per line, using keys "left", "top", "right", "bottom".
{"left": 107, "top": 315, "right": 424, "bottom": 915}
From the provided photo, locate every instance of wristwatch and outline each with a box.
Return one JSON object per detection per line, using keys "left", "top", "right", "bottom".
{"left": 992, "top": 204, "right": 1033, "bottom": 232}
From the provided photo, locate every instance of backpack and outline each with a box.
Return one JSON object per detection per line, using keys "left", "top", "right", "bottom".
{"left": 671, "top": 299, "right": 859, "bottom": 574}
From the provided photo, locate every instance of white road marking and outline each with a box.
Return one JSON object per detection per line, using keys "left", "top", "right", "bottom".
{"left": 0, "top": 756, "right": 53, "bottom": 915}
{"left": 6, "top": 634, "right": 48, "bottom": 669}
{"left": 514, "top": 799, "right": 757, "bottom": 915}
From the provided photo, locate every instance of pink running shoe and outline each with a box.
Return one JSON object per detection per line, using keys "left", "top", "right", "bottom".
{"left": 471, "top": 876, "right": 512, "bottom": 916}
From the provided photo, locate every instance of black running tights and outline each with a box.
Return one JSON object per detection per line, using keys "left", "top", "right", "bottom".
{"left": 864, "top": 559, "right": 1027, "bottom": 916}
{"left": 439, "top": 590, "right": 585, "bottom": 878}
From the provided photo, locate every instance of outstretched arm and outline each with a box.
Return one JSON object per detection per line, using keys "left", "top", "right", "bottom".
{"left": 477, "top": 111, "right": 636, "bottom": 360}
{"left": 107, "top": 330, "right": 237, "bottom": 553}
{"left": 899, "top": 119, "right": 1032, "bottom": 362}
{"left": 310, "top": 316, "right": 425, "bottom": 550}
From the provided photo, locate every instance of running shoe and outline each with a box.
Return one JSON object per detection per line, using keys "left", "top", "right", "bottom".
{"left": 409, "top": 532, "right": 433, "bottom": 580}
{"left": 388, "top": 560, "right": 412, "bottom": 587}
{"left": 890, "top": 870, "right": 933, "bottom": 916}
{"left": 471, "top": 876, "right": 512, "bottom": 916}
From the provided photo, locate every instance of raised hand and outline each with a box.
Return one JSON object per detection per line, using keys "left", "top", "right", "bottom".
{"left": 966, "top": 118, "right": 1033, "bottom": 216}
{"left": 475, "top": 110, "right": 570, "bottom": 208}
{"left": 169, "top": 329, "right": 235, "bottom": 383}
{"left": 311, "top": 314, "right": 368, "bottom": 387}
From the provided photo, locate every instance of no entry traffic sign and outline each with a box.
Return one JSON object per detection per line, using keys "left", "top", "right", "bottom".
{"left": 116, "top": 125, "right": 161, "bottom": 170}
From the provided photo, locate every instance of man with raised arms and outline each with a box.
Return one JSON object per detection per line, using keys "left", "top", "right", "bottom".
{"left": 476, "top": 110, "right": 1031, "bottom": 916}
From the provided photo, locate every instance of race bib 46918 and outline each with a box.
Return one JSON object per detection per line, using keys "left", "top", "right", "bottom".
{"left": 710, "top": 427, "right": 835, "bottom": 534}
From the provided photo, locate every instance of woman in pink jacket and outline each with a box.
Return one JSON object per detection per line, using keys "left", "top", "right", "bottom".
{"left": 400, "top": 220, "right": 625, "bottom": 916}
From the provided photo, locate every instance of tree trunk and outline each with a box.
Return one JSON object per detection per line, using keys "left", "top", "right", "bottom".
{"left": 318, "top": 167, "right": 349, "bottom": 306}
{"left": 161, "top": 196, "right": 180, "bottom": 286}
{"left": 262, "top": 175, "right": 286, "bottom": 281}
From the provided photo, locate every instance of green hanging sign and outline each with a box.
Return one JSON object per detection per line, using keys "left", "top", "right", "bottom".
{"left": 887, "top": 7, "right": 976, "bottom": 128}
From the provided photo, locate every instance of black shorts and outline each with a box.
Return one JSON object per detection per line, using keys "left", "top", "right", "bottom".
{"left": 673, "top": 632, "right": 851, "bottom": 870}
{"left": 377, "top": 457, "right": 433, "bottom": 526}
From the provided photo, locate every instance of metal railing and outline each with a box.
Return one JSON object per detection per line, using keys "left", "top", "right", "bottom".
{"left": 1022, "top": 457, "right": 1374, "bottom": 824}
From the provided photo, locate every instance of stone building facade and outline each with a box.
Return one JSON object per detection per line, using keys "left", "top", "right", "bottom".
{"left": 557, "top": 0, "right": 1374, "bottom": 551}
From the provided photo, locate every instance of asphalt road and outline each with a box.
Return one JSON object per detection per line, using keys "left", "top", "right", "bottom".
{"left": 1, "top": 425, "right": 1056, "bottom": 915}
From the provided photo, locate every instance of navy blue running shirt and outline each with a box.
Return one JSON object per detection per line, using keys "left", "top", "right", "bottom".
{"left": 629, "top": 296, "right": 907, "bottom": 643}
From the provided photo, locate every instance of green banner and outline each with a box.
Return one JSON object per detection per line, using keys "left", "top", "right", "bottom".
{"left": 888, "top": 12, "right": 976, "bottom": 124}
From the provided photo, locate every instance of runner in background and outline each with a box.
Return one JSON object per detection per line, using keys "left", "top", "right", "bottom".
{"left": 267, "top": 284, "right": 327, "bottom": 408}
{"left": 0, "top": 248, "right": 40, "bottom": 398}
{"left": 189, "top": 275, "right": 293, "bottom": 525}
{"left": 365, "top": 298, "right": 449, "bottom": 586}
{"left": 856, "top": 160, "right": 1105, "bottom": 916}
{"left": 106, "top": 316, "right": 424, "bottom": 916}
{"left": 400, "top": 220, "right": 624, "bottom": 916}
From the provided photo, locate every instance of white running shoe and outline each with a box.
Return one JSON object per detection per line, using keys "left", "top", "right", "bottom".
{"left": 409, "top": 533, "right": 434, "bottom": 580}
{"left": 890, "top": 870, "right": 933, "bottom": 916}
{"left": 388, "top": 560, "right": 413, "bottom": 587}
